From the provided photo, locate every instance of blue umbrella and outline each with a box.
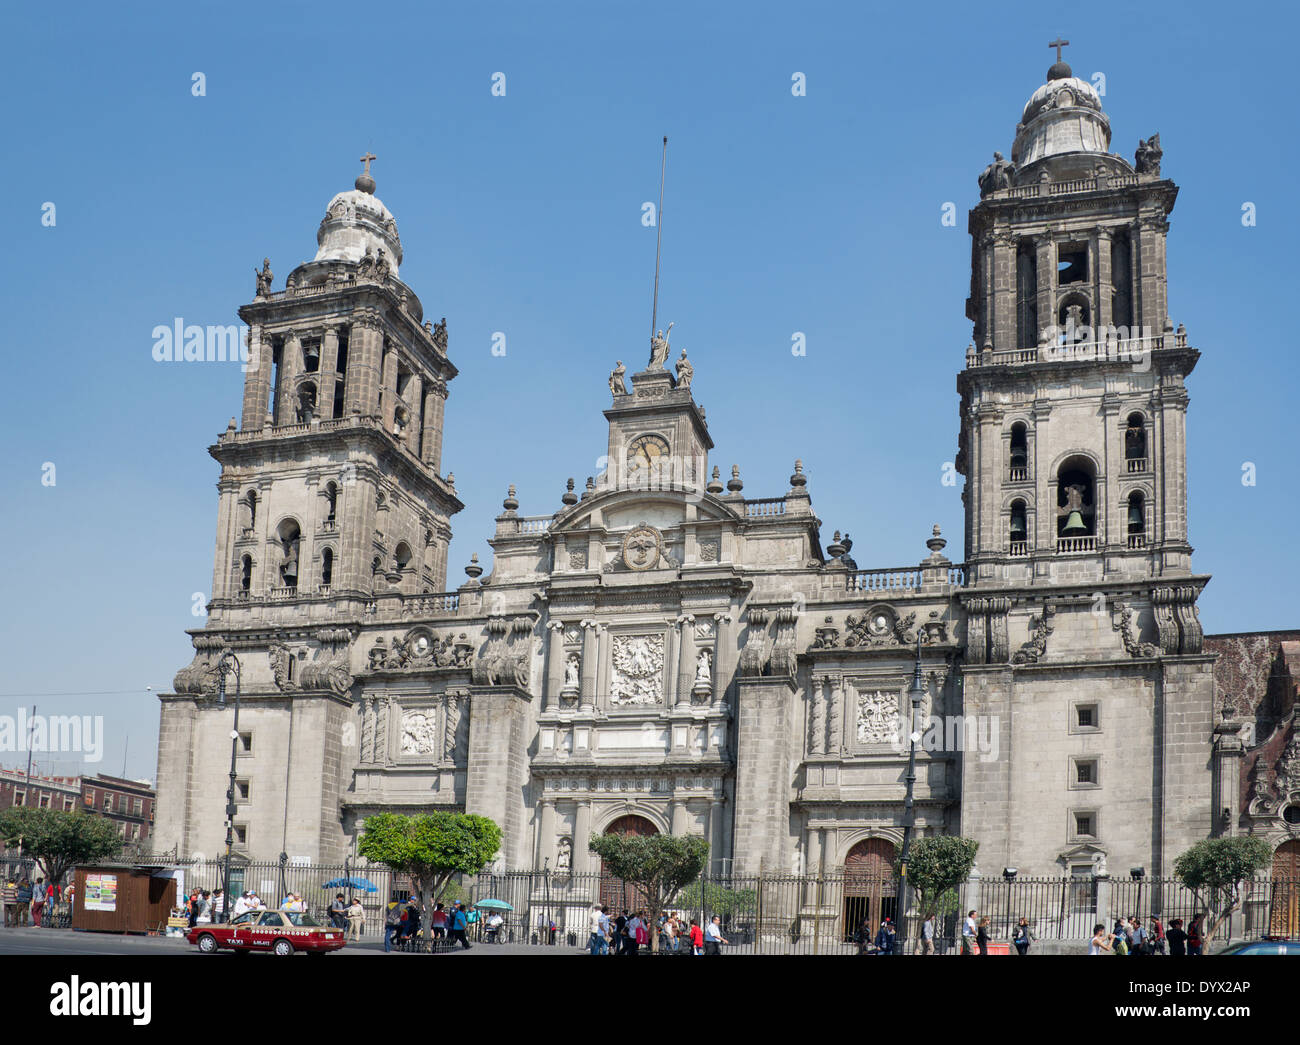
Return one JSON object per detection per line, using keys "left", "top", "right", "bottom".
{"left": 322, "top": 876, "right": 378, "bottom": 892}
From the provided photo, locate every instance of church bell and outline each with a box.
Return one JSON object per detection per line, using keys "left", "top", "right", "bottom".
{"left": 1127, "top": 503, "right": 1144, "bottom": 530}
{"left": 1062, "top": 511, "right": 1088, "bottom": 536}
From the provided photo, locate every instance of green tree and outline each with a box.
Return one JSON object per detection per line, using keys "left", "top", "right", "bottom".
{"left": 899, "top": 836, "right": 979, "bottom": 923}
{"left": 0, "top": 807, "right": 123, "bottom": 886}
{"left": 1173, "top": 836, "right": 1273, "bottom": 950}
{"left": 589, "top": 833, "right": 708, "bottom": 951}
{"left": 675, "top": 880, "right": 757, "bottom": 923}
{"left": 358, "top": 811, "right": 501, "bottom": 951}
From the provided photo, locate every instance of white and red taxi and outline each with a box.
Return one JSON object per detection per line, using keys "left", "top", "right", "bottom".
{"left": 188, "top": 909, "right": 346, "bottom": 956}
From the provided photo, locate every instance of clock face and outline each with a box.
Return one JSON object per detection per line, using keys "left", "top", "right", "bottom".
{"left": 627, "top": 434, "right": 670, "bottom": 471}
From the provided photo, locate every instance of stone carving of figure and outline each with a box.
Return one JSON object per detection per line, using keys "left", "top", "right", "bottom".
{"left": 563, "top": 652, "right": 581, "bottom": 693}
{"left": 977, "top": 151, "right": 1016, "bottom": 196}
{"left": 675, "top": 348, "right": 694, "bottom": 390}
{"left": 648, "top": 321, "right": 674, "bottom": 368}
{"left": 556, "top": 837, "right": 572, "bottom": 872}
{"left": 357, "top": 246, "right": 376, "bottom": 280}
{"left": 694, "top": 648, "right": 712, "bottom": 685}
{"left": 295, "top": 386, "right": 316, "bottom": 424}
{"left": 254, "top": 257, "right": 273, "bottom": 297}
{"left": 609, "top": 360, "right": 627, "bottom": 396}
{"left": 1134, "top": 133, "right": 1162, "bottom": 176}
{"left": 375, "top": 248, "right": 391, "bottom": 282}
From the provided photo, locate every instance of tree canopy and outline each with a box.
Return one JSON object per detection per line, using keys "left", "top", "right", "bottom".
{"left": 1173, "top": 836, "right": 1273, "bottom": 948}
{"left": 898, "top": 835, "right": 979, "bottom": 915}
{"left": 358, "top": 811, "right": 501, "bottom": 951}
{"left": 589, "top": 833, "right": 708, "bottom": 948}
{"left": 0, "top": 807, "right": 123, "bottom": 885}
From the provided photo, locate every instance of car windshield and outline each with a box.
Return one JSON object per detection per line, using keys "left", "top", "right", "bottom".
{"left": 285, "top": 912, "right": 321, "bottom": 927}
{"left": 231, "top": 913, "right": 257, "bottom": 925}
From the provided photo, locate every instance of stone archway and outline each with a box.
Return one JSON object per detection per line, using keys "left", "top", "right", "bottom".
{"left": 598, "top": 815, "right": 658, "bottom": 915}
{"left": 1270, "top": 839, "right": 1300, "bottom": 938}
{"left": 842, "top": 838, "right": 898, "bottom": 941}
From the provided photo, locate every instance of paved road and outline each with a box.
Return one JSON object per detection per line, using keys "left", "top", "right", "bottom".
{"left": 0, "top": 925, "right": 584, "bottom": 956}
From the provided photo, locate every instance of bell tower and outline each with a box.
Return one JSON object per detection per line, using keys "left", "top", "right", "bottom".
{"left": 956, "top": 48, "right": 1198, "bottom": 587}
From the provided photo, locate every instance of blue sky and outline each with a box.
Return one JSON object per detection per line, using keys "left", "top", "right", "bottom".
{"left": 1, "top": 0, "right": 1295, "bottom": 780}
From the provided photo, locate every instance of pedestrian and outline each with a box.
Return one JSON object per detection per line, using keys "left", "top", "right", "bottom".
{"left": 703, "top": 915, "right": 728, "bottom": 955}
{"left": 197, "top": 890, "right": 212, "bottom": 924}
{"left": 31, "top": 878, "right": 45, "bottom": 928}
{"left": 210, "top": 889, "right": 225, "bottom": 922}
{"left": 1012, "top": 917, "right": 1033, "bottom": 955}
{"left": 921, "top": 911, "right": 937, "bottom": 955}
{"left": 856, "top": 916, "right": 874, "bottom": 955}
{"left": 1089, "top": 923, "right": 1115, "bottom": 954}
{"left": 64, "top": 881, "right": 76, "bottom": 915}
{"left": 1129, "top": 913, "right": 1148, "bottom": 955}
{"left": 2, "top": 878, "right": 16, "bottom": 928}
{"left": 875, "top": 919, "right": 894, "bottom": 955}
{"left": 961, "top": 909, "right": 977, "bottom": 955}
{"left": 449, "top": 902, "right": 472, "bottom": 949}
{"left": 1165, "top": 918, "right": 1187, "bottom": 956}
{"left": 346, "top": 896, "right": 364, "bottom": 940}
{"left": 403, "top": 896, "right": 421, "bottom": 943}
{"left": 328, "top": 892, "right": 348, "bottom": 928}
{"left": 430, "top": 902, "right": 448, "bottom": 941}
{"left": 688, "top": 918, "right": 704, "bottom": 955}
{"left": 612, "top": 910, "right": 628, "bottom": 956}
{"left": 1187, "top": 914, "right": 1204, "bottom": 956}
{"left": 1149, "top": 916, "right": 1166, "bottom": 955}
{"left": 232, "top": 892, "right": 251, "bottom": 919}
{"left": 588, "top": 903, "right": 607, "bottom": 955}
{"left": 14, "top": 879, "right": 31, "bottom": 928}
{"left": 187, "top": 889, "right": 201, "bottom": 929}
{"left": 384, "top": 901, "right": 403, "bottom": 952}
{"left": 623, "top": 910, "right": 643, "bottom": 956}
{"left": 662, "top": 914, "right": 678, "bottom": 953}
{"left": 976, "top": 916, "right": 990, "bottom": 955}
{"left": 1112, "top": 917, "right": 1130, "bottom": 955}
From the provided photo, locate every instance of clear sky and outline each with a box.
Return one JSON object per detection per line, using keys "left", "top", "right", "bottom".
{"left": 1, "top": 0, "right": 1295, "bottom": 781}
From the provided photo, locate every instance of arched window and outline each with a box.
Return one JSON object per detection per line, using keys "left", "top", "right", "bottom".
{"left": 1009, "top": 499, "right": 1028, "bottom": 555}
{"left": 1125, "top": 413, "right": 1147, "bottom": 472}
{"left": 1056, "top": 457, "right": 1096, "bottom": 545}
{"left": 239, "top": 555, "right": 252, "bottom": 593}
{"left": 321, "top": 548, "right": 333, "bottom": 588}
{"left": 1009, "top": 423, "right": 1028, "bottom": 480}
{"left": 394, "top": 542, "right": 412, "bottom": 572}
{"left": 1126, "top": 492, "right": 1146, "bottom": 547}
{"left": 277, "top": 519, "right": 301, "bottom": 589}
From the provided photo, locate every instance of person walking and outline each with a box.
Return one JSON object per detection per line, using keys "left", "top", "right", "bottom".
{"left": 874, "top": 919, "right": 895, "bottom": 955}
{"left": 1130, "top": 914, "right": 1149, "bottom": 956}
{"left": 1165, "top": 918, "right": 1188, "bottom": 956}
{"left": 383, "top": 901, "right": 403, "bottom": 952}
{"left": 856, "top": 916, "right": 874, "bottom": 955}
{"left": 976, "top": 916, "right": 990, "bottom": 955}
{"left": 1012, "top": 917, "right": 1034, "bottom": 955}
{"left": 588, "top": 903, "right": 607, "bottom": 955}
{"left": 623, "top": 910, "right": 644, "bottom": 956}
{"left": 2, "top": 878, "right": 17, "bottom": 928}
{"left": 921, "top": 912, "right": 937, "bottom": 955}
{"left": 30, "top": 878, "right": 46, "bottom": 928}
{"left": 1187, "top": 915, "right": 1204, "bottom": 956}
{"left": 14, "top": 879, "right": 32, "bottom": 928}
{"left": 1149, "top": 916, "right": 1166, "bottom": 955}
{"left": 186, "top": 889, "right": 201, "bottom": 929}
{"left": 689, "top": 918, "right": 704, "bottom": 955}
{"left": 703, "top": 915, "right": 728, "bottom": 955}
{"left": 961, "top": 909, "right": 977, "bottom": 955}
{"left": 346, "top": 897, "right": 364, "bottom": 941}
{"left": 449, "top": 903, "right": 472, "bottom": 950}
{"left": 1089, "top": 923, "right": 1115, "bottom": 954}
{"left": 612, "top": 910, "right": 628, "bottom": 956}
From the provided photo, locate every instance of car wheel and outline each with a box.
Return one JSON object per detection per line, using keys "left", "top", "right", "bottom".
{"left": 272, "top": 938, "right": 294, "bottom": 957}
{"left": 196, "top": 934, "right": 219, "bottom": 954}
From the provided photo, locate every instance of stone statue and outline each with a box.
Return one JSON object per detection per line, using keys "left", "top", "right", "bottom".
{"left": 556, "top": 837, "right": 572, "bottom": 872}
{"left": 562, "top": 652, "right": 580, "bottom": 694}
{"left": 675, "top": 348, "right": 694, "bottom": 390}
{"left": 648, "top": 321, "right": 674, "bottom": 368}
{"left": 254, "top": 257, "right": 273, "bottom": 297}
{"left": 609, "top": 360, "right": 627, "bottom": 396}
{"left": 357, "top": 246, "right": 376, "bottom": 279}
{"left": 977, "top": 151, "right": 1016, "bottom": 196}
{"left": 1134, "top": 134, "right": 1162, "bottom": 176}
{"left": 375, "top": 248, "right": 391, "bottom": 282}
{"left": 694, "top": 648, "right": 712, "bottom": 685}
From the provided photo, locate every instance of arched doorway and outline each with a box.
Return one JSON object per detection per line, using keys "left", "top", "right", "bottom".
{"left": 1270, "top": 839, "right": 1300, "bottom": 937}
{"left": 843, "top": 838, "right": 898, "bottom": 941}
{"left": 598, "top": 815, "right": 658, "bottom": 914}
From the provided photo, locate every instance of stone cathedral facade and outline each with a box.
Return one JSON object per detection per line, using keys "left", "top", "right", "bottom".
{"left": 155, "top": 56, "right": 1292, "bottom": 887}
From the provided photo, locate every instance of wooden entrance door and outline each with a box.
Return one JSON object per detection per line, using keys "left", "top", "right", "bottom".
{"left": 1271, "top": 840, "right": 1300, "bottom": 938}
{"left": 599, "top": 815, "right": 658, "bottom": 914}
{"left": 843, "top": 839, "right": 897, "bottom": 941}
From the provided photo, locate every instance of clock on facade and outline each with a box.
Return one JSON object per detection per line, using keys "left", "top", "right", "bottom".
{"left": 626, "top": 434, "right": 670, "bottom": 472}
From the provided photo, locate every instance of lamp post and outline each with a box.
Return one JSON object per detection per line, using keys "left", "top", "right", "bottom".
{"left": 215, "top": 649, "right": 242, "bottom": 924}
{"left": 897, "top": 634, "right": 925, "bottom": 954}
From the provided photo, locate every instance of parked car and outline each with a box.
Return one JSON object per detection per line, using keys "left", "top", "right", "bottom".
{"left": 1217, "top": 939, "right": 1300, "bottom": 955}
{"left": 187, "top": 910, "right": 346, "bottom": 956}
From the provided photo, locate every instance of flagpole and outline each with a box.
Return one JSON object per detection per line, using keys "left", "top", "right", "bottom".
{"left": 651, "top": 136, "right": 668, "bottom": 339}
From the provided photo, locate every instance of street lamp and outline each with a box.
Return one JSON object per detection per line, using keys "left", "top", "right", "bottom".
{"left": 896, "top": 633, "right": 925, "bottom": 954}
{"left": 215, "top": 649, "right": 242, "bottom": 924}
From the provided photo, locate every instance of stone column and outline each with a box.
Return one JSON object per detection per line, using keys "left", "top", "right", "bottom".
{"left": 713, "top": 613, "right": 733, "bottom": 710}
{"left": 574, "top": 800, "right": 593, "bottom": 872}
{"left": 345, "top": 314, "right": 383, "bottom": 418}
{"left": 380, "top": 343, "right": 399, "bottom": 432}
{"left": 808, "top": 677, "right": 826, "bottom": 755}
{"left": 670, "top": 797, "right": 689, "bottom": 836}
{"left": 1035, "top": 235, "right": 1054, "bottom": 345}
{"left": 276, "top": 330, "right": 301, "bottom": 425}
{"left": 403, "top": 372, "right": 422, "bottom": 452}
{"left": 240, "top": 325, "right": 272, "bottom": 430}
{"left": 827, "top": 676, "right": 844, "bottom": 755}
{"left": 710, "top": 797, "right": 726, "bottom": 875}
{"left": 421, "top": 378, "right": 447, "bottom": 472}
{"left": 537, "top": 796, "right": 556, "bottom": 870}
{"left": 992, "top": 231, "right": 1016, "bottom": 350}
{"left": 580, "top": 622, "right": 598, "bottom": 712}
{"left": 675, "top": 616, "right": 695, "bottom": 707}
{"left": 1095, "top": 229, "right": 1113, "bottom": 332}
{"left": 318, "top": 327, "right": 339, "bottom": 421}
{"left": 545, "top": 621, "right": 565, "bottom": 712}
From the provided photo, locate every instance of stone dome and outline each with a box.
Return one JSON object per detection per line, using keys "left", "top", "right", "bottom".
{"left": 313, "top": 179, "right": 403, "bottom": 275}
{"left": 1012, "top": 73, "right": 1111, "bottom": 169}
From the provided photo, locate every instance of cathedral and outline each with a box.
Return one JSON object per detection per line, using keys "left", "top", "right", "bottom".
{"left": 153, "top": 53, "right": 1300, "bottom": 893}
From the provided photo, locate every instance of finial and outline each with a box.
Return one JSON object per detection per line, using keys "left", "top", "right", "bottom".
{"left": 1047, "top": 37, "right": 1072, "bottom": 81}
{"left": 464, "top": 553, "right": 483, "bottom": 581}
{"left": 561, "top": 478, "right": 578, "bottom": 506}
{"left": 581, "top": 476, "right": 596, "bottom": 500}
{"left": 356, "top": 152, "right": 377, "bottom": 194}
{"left": 706, "top": 466, "right": 724, "bottom": 495}
{"left": 789, "top": 459, "right": 807, "bottom": 488}
{"left": 503, "top": 485, "right": 519, "bottom": 512}
{"left": 927, "top": 524, "right": 948, "bottom": 558}
{"left": 726, "top": 465, "right": 744, "bottom": 494}
{"left": 827, "top": 531, "right": 846, "bottom": 558}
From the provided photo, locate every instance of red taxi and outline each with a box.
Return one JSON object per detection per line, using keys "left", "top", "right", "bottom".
{"left": 188, "top": 910, "right": 346, "bottom": 956}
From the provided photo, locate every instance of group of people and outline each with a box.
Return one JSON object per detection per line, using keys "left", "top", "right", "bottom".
{"left": 586, "top": 905, "right": 728, "bottom": 955}
{"left": 1090, "top": 915, "right": 1203, "bottom": 955}
{"left": 383, "top": 897, "right": 475, "bottom": 951}
{"left": 1, "top": 876, "right": 63, "bottom": 927}
{"left": 326, "top": 893, "right": 367, "bottom": 939}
